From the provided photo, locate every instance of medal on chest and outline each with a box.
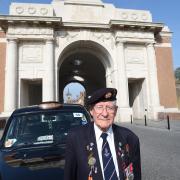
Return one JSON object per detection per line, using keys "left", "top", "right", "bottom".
{"left": 86, "top": 142, "right": 98, "bottom": 180}
{"left": 117, "top": 142, "right": 134, "bottom": 180}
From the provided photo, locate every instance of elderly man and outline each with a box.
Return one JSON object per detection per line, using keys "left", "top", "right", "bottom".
{"left": 64, "top": 88, "right": 141, "bottom": 180}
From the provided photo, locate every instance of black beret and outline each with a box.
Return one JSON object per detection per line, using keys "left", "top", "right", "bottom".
{"left": 87, "top": 88, "right": 117, "bottom": 105}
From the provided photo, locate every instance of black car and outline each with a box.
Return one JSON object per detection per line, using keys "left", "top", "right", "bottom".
{"left": 0, "top": 102, "right": 91, "bottom": 180}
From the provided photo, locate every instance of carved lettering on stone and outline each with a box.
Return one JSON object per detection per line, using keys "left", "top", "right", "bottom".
{"left": 71, "top": 6, "right": 98, "bottom": 22}
{"left": 125, "top": 46, "right": 145, "bottom": 64}
{"left": 21, "top": 45, "right": 43, "bottom": 63}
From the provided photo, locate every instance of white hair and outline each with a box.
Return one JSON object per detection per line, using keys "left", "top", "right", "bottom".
{"left": 111, "top": 100, "right": 117, "bottom": 106}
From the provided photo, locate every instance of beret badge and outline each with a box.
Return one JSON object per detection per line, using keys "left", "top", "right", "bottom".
{"left": 87, "top": 88, "right": 117, "bottom": 105}
{"left": 105, "top": 92, "right": 112, "bottom": 99}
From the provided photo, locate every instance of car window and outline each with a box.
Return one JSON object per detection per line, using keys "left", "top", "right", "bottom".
{"left": 4, "top": 110, "right": 88, "bottom": 148}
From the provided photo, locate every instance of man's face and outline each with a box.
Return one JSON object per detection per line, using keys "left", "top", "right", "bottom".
{"left": 90, "top": 101, "right": 118, "bottom": 132}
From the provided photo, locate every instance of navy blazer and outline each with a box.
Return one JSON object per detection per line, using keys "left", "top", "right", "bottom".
{"left": 64, "top": 122, "right": 141, "bottom": 180}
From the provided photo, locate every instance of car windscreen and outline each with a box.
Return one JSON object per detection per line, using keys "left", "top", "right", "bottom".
{"left": 4, "top": 110, "right": 88, "bottom": 148}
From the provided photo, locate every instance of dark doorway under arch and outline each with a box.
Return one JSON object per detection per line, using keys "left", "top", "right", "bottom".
{"left": 59, "top": 52, "right": 106, "bottom": 103}
{"left": 58, "top": 40, "right": 113, "bottom": 103}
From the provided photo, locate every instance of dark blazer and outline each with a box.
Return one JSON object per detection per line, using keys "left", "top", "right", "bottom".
{"left": 64, "top": 122, "right": 141, "bottom": 180}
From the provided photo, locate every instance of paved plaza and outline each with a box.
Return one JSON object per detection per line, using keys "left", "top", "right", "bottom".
{"left": 130, "top": 118, "right": 180, "bottom": 132}
{"left": 121, "top": 123, "right": 180, "bottom": 180}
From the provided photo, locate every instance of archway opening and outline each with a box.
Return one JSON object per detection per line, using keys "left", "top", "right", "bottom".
{"left": 63, "top": 82, "right": 85, "bottom": 105}
{"left": 58, "top": 41, "right": 112, "bottom": 103}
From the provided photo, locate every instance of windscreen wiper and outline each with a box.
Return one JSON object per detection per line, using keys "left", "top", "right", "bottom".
{"left": 9, "top": 142, "right": 36, "bottom": 151}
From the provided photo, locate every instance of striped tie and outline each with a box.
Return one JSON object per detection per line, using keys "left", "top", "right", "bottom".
{"left": 101, "top": 133, "right": 118, "bottom": 180}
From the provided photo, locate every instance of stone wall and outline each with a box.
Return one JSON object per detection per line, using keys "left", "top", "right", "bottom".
{"left": 0, "top": 30, "right": 6, "bottom": 113}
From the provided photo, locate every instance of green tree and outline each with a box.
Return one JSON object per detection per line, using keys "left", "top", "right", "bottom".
{"left": 175, "top": 67, "right": 180, "bottom": 80}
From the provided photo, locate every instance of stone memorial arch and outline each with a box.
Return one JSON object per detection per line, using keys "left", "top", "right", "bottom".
{"left": 0, "top": 0, "right": 178, "bottom": 121}
{"left": 58, "top": 40, "right": 111, "bottom": 102}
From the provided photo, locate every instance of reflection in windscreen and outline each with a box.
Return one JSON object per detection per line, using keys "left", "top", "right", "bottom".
{"left": 4, "top": 111, "right": 88, "bottom": 148}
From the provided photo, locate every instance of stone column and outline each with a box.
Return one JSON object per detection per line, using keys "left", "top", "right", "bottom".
{"left": 116, "top": 40, "right": 129, "bottom": 107}
{"left": 146, "top": 43, "right": 160, "bottom": 106}
{"left": 43, "top": 39, "right": 55, "bottom": 102}
{"left": 146, "top": 43, "right": 163, "bottom": 118}
{"left": 115, "top": 40, "right": 132, "bottom": 122}
{"left": 4, "top": 38, "right": 18, "bottom": 113}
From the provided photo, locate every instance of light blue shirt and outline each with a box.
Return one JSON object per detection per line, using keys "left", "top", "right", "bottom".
{"left": 94, "top": 123, "right": 120, "bottom": 180}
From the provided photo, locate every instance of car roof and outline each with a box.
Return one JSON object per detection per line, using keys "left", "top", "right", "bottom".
{"left": 12, "top": 103, "right": 88, "bottom": 115}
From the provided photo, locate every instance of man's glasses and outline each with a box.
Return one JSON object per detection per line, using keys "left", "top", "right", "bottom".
{"left": 94, "top": 105, "right": 117, "bottom": 114}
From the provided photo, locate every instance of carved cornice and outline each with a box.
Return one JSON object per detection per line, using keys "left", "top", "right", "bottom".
{"left": 7, "top": 37, "right": 18, "bottom": 42}
{"left": 0, "top": 15, "right": 62, "bottom": 31}
{"left": 110, "top": 20, "right": 164, "bottom": 34}
{"left": 146, "top": 42, "right": 155, "bottom": 47}
{"left": 0, "top": 15, "right": 163, "bottom": 34}
{"left": 8, "top": 26, "right": 53, "bottom": 35}
{"left": 115, "top": 30, "right": 155, "bottom": 45}
{"left": 116, "top": 30, "right": 154, "bottom": 39}
{"left": 62, "top": 22, "right": 109, "bottom": 29}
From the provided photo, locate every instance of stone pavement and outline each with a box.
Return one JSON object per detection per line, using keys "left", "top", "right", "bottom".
{"left": 121, "top": 123, "right": 180, "bottom": 180}
{"left": 129, "top": 118, "right": 180, "bottom": 132}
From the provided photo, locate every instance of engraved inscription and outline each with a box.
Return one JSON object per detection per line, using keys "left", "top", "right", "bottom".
{"left": 125, "top": 46, "right": 145, "bottom": 64}
{"left": 21, "top": 45, "right": 43, "bottom": 63}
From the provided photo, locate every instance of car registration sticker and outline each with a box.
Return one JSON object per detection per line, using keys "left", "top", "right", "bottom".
{"left": 73, "top": 113, "right": 83, "bottom": 117}
{"left": 37, "top": 135, "right": 53, "bottom": 141}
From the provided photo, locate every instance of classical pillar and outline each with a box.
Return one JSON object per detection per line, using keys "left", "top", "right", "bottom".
{"left": 115, "top": 40, "right": 132, "bottom": 122}
{"left": 146, "top": 43, "right": 164, "bottom": 119}
{"left": 116, "top": 41, "right": 129, "bottom": 108}
{"left": 4, "top": 38, "right": 18, "bottom": 112}
{"left": 146, "top": 43, "right": 160, "bottom": 107}
{"left": 43, "top": 39, "right": 55, "bottom": 102}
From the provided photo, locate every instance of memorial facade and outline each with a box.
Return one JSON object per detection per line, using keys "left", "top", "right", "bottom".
{"left": 0, "top": 0, "right": 178, "bottom": 121}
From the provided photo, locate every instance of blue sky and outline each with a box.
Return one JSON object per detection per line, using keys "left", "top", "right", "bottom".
{"left": 63, "top": 82, "right": 85, "bottom": 102}
{"left": 0, "top": 0, "right": 179, "bottom": 70}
